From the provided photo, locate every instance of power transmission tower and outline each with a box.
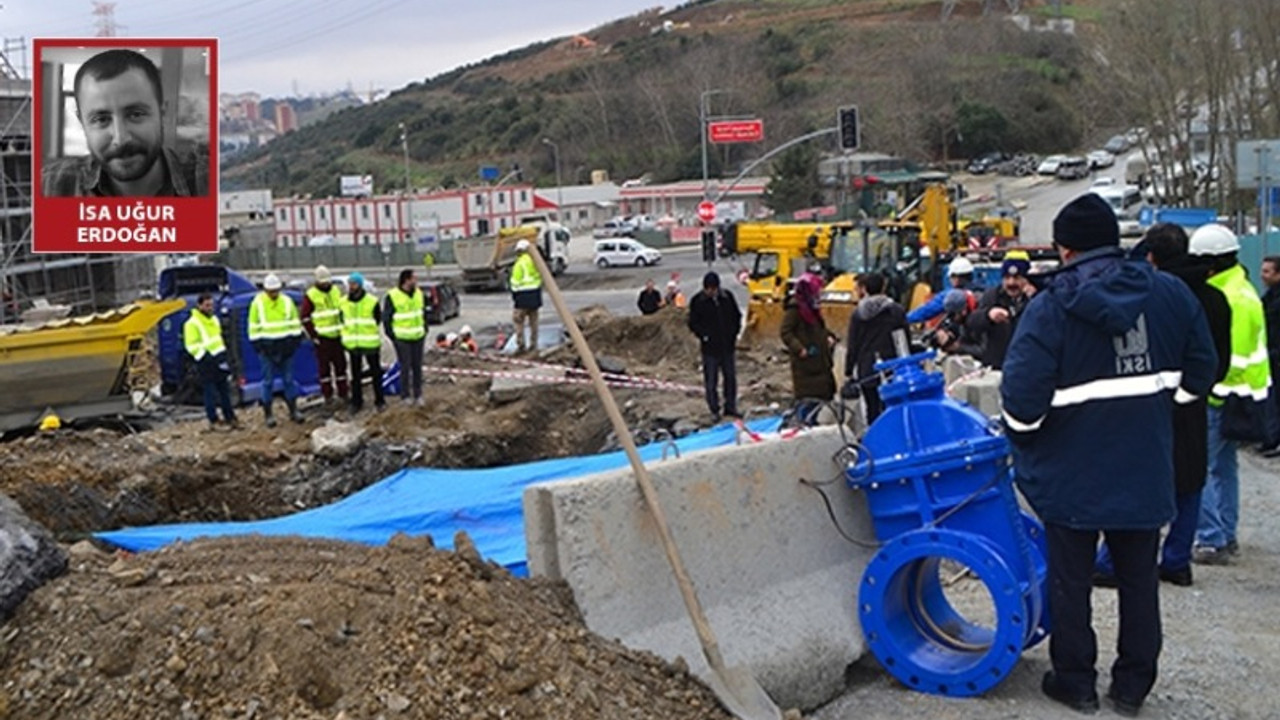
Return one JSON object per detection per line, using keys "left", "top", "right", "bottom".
{"left": 92, "top": 2, "right": 121, "bottom": 37}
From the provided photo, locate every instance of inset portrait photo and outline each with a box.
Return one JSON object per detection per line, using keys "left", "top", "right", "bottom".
{"left": 33, "top": 39, "right": 218, "bottom": 254}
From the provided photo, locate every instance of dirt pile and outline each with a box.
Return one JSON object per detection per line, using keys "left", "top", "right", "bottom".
{"left": 0, "top": 535, "right": 732, "bottom": 720}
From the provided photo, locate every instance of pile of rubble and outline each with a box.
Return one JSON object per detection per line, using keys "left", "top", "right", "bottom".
{"left": 1, "top": 534, "right": 732, "bottom": 720}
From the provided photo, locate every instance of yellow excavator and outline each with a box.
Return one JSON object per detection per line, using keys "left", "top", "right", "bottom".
{"left": 724, "top": 220, "right": 899, "bottom": 344}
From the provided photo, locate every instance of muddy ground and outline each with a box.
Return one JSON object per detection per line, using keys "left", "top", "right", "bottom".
{"left": 0, "top": 534, "right": 732, "bottom": 720}
{"left": 0, "top": 306, "right": 795, "bottom": 540}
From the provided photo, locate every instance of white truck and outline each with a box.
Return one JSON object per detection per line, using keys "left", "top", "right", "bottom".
{"left": 453, "top": 221, "right": 570, "bottom": 292}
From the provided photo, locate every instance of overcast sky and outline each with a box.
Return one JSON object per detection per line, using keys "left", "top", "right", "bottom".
{"left": 5, "top": 0, "right": 664, "bottom": 97}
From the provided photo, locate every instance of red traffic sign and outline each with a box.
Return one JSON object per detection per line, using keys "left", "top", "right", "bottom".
{"left": 697, "top": 201, "right": 717, "bottom": 223}
{"left": 708, "top": 119, "right": 764, "bottom": 144}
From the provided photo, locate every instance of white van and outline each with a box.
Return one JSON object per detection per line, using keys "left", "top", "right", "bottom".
{"left": 594, "top": 239, "right": 663, "bottom": 268}
{"left": 1094, "top": 185, "right": 1144, "bottom": 237}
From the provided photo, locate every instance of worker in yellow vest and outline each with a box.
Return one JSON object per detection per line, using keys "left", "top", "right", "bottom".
{"left": 183, "top": 292, "right": 239, "bottom": 430}
{"left": 342, "top": 272, "right": 386, "bottom": 413}
{"left": 248, "top": 273, "right": 305, "bottom": 427}
{"left": 509, "top": 239, "right": 543, "bottom": 353}
{"left": 301, "top": 265, "right": 349, "bottom": 409}
{"left": 382, "top": 268, "right": 429, "bottom": 405}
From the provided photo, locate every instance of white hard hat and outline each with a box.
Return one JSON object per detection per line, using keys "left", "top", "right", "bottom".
{"left": 459, "top": 325, "right": 473, "bottom": 336}
{"left": 666, "top": 280, "right": 678, "bottom": 289}
{"left": 1188, "top": 224, "right": 1240, "bottom": 256}
{"left": 515, "top": 239, "right": 531, "bottom": 252}
{"left": 314, "top": 265, "right": 332, "bottom": 282}
{"left": 948, "top": 256, "right": 975, "bottom": 275}
{"left": 263, "top": 273, "right": 283, "bottom": 291}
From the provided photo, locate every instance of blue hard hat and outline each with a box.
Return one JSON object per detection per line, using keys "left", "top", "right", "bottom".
{"left": 348, "top": 272, "right": 366, "bottom": 287}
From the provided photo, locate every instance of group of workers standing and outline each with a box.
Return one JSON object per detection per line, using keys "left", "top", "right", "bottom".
{"left": 182, "top": 264, "right": 434, "bottom": 428}
{"left": 183, "top": 239, "right": 549, "bottom": 431}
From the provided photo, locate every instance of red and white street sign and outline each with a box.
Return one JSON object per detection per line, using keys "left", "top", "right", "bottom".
{"left": 696, "top": 201, "right": 717, "bottom": 223}
{"left": 708, "top": 119, "right": 764, "bottom": 144}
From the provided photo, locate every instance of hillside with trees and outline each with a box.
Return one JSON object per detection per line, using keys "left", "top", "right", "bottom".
{"left": 219, "top": 0, "right": 1138, "bottom": 198}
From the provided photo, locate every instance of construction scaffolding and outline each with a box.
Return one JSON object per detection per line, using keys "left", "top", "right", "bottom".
{"left": 0, "top": 38, "right": 156, "bottom": 326}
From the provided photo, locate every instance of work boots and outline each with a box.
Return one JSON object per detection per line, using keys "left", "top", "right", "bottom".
{"left": 286, "top": 397, "right": 305, "bottom": 424}
{"left": 263, "top": 404, "right": 277, "bottom": 429}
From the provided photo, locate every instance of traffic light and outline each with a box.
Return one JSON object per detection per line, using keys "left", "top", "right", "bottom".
{"left": 838, "top": 105, "right": 860, "bottom": 152}
{"left": 701, "top": 229, "right": 717, "bottom": 264}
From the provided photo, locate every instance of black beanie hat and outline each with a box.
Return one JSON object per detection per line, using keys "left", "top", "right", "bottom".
{"left": 703, "top": 271, "right": 721, "bottom": 288}
{"left": 1053, "top": 193, "right": 1119, "bottom": 251}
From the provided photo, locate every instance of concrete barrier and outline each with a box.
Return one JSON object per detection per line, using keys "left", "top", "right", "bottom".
{"left": 523, "top": 427, "right": 874, "bottom": 711}
{"left": 953, "top": 369, "right": 1002, "bottom": 418}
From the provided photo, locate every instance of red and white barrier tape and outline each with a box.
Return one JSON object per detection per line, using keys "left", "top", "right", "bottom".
{"left": 430, "top": 346, "right": 702, "bottom": 394}
{"left": 426, "top": 365, "right": 700, "bottom": 393}
{"left": 946, "top": 367, "right": 991, "bottom": 396}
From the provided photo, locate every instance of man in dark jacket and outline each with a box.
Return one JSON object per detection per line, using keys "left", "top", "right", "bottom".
{"left": 845, "top": 272, "right": 908, "bottom": 423}
{"left": 687, "top": 272, "right": 742, "bottom": 422}
{"left": 966, "top": 251, "right": 1035, "bottom": 369}
{"left": 1259, "top": 256, "right": 1280, "bottom": 454}
{"left": 637, "top": 279, "right": 663, "bottom": 315}
{"left": 1002, "top": 194, "right": 1217, "bottom": 717}
{"left": 1094, "top": 223, "right": 1232, "bottom": 588}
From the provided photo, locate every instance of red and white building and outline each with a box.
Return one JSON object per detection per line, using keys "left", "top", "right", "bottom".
{"left": 272, "top": 185, "right": 542, "bottom": 247}
{"left": 617, "top": 177, "right": 771, "bottom": 222}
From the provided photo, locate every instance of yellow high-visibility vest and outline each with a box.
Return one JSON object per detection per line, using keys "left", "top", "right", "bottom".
{"left": 248, "top": 292, "right": 302, "bottom": 341}
{"left": 509, "top": 252, "right": 542, "bottom": 292}
{"left": 387, "top": 287, "right": 426, "bottom": 341}
{"left": 341, "top": 292, "right": 381, "bottom": 351}
{"left": 306, "top": 284, "right": 344, "bottom": 339}
{"left": 183, "top": 310, "right": 226, "bottom": 361}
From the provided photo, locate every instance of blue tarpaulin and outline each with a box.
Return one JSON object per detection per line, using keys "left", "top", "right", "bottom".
{"left": 96, "top": 418, "right": 781, "bottom": 576}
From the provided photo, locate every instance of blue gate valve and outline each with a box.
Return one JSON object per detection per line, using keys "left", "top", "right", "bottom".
{"left": 846, "top": 351, "right": 1049, "bottom": 697}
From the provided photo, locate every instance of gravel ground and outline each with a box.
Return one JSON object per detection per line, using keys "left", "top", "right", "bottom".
{"left": 814, "top": 448, "right": 1280, "bottom": 720}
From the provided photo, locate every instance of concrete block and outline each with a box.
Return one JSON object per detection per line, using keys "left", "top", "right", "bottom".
{"left": 0, "top": 493, "right": 67, "bottom": 618}
{"left": 524, "top": 427, "right": 874, "bottom": 711}
{"left": 954, "top": 369, "right": 1003, "bottom": 418}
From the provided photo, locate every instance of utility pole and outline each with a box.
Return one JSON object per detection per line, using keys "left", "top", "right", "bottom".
{"left": 542, "top": 138, "right": 563, "bottom": 221}
{"left": 700, "top": 89, "right": 729, "bottom": 200}
{"left": 399, "top": 121, "right": 410, "bottom": 191}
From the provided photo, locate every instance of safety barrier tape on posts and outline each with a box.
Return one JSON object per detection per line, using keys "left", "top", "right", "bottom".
{"left": 425, "top": 365, "right": 702, "bottom": 393}
{"left": 430, "top": 347, "right": 703, "bottom": 394}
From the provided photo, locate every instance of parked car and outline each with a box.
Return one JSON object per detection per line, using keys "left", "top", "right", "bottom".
{"left": 1091, "top": 176, "right": 1117, "bottom": 188}
{"left": 966, "top": 151, "right": 1010, "bottom": 175}
{"left": 1087, "top": 150, "right": 1116, "bottom": 169}
{"left": 422, "top": 280, "right": 461, "bottom": 324}
{"left": 1103, "top": 135, "right": 1131, "bottom": 155}
{"left": 1037, "top": 154, "right": 1068, "bottom": 175}
{"left": 1055, "top": 156, "right": 1091, "bottom": 180}
{"left": 626, "top": 214, "right": 658, "bottom": 231}
{"left": 594, "top": 239, "right": 663, "bottom": 268}
{"left": 1094, "top": 185, "right": 1145, "bottom": 238}
{"left": 591, "top": 219, "right": 636, "bottom": 239}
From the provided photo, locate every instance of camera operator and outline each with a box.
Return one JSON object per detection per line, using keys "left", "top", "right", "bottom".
{"left": 927, "top": 289, "right": 984, "bottom": 360}
{"left": 966, "top": 251, "right": 1036, "bottom": 369}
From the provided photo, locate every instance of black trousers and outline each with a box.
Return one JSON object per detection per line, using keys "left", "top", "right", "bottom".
{"left": 348, "top": 349, "right": 385, "bottom": 411}
{"left": 393, "top": 339, "right": 424, "bottom": 399}
{"left": 1045, "top": 523, "right": 1162, "bottom": 703}
{"left": 701, "top": 350, "right": 737, "bottom": 417}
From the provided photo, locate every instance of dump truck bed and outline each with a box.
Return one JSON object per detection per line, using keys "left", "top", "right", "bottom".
{"left": 0, "top": 299, "right": 186, "bottom": 431}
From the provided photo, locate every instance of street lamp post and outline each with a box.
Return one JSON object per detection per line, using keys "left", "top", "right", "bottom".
{"left": 542, "top": 137, "right": 563, "bottom": 221}
{"left": 699, "top": 88, "right": 729, "bottom": 201}
{"left": 398, "top": 122, "right": 410, "bottom": 191}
